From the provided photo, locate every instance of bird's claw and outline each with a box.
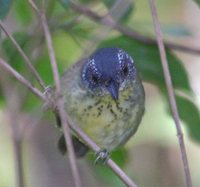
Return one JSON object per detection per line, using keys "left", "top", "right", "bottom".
{"left": 95, "top": 149, "right": 110, "bottom": 165}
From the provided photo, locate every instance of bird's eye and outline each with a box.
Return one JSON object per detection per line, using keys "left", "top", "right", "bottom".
{"left": 91, "top": 74, "right": 99, "bottom": 84}
{"left": 121, "top": 64, "right": 129, "bottom": 77}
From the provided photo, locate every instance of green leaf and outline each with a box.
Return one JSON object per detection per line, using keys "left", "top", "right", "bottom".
{"left": 34, "top": 50, "right": 64, "bottom": 85}
{"left": 13, "top": 0, "right": 32, "bottom": 24}
{"left": 111, "top": 148, "right": 127, "bottom": 168}
{"left": 86, "top": 149, "right": 127, "bottom": 186}
{"left": 34, "top": 54, "right": 54, "bottom": 85}
{"left": 0, "top": 0, "right": 13, "bottom": 19}
{"left": 52, "top": 31, "right": 82, "bottom": 66}
{"left": 92, "top": 161, "right": 126, "bottom": 187}
{"left": 68, "top": 23, "right": 94, "bottom": 39}
{"left": 22, "top": 89, "right": 41, "bottom": 111}
{"left": 176, "top": 95, "right": 200, "bottom": 142}
{"left": 99, "top": 35, "right": 191, "bottom": 92}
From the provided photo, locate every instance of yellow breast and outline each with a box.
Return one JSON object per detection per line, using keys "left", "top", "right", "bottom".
{"left": 64, "top": 80, "right": 144, "bottom": 151}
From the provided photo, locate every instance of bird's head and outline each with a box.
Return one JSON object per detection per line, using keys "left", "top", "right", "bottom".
{"left": 81, "top": 48, "right": 136, "bottom": 101}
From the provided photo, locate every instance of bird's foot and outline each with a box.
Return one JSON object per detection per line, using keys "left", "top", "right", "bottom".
{"left": 95, "top": 149, "right": 110, "bottom": 165}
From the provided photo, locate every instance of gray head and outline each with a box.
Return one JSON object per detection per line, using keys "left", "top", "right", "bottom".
{"left": 81, "top": 48, "right": 136, "bottom": 100}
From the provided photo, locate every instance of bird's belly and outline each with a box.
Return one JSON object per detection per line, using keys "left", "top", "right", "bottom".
{"left": 65, "top": 84, "right": 144, "bottom": 151}
{"left": 82, "top": 103, "right": 141, "bottom": 151}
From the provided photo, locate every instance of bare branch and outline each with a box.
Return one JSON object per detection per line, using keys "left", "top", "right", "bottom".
{"left": 0, "top": 58, "right": 45, "bottom": 101}
{"left": 0, "top": 21, "right": 46, "bottom": 90}
{"left": 40, "top": 14, "right": 61, "bottom": 92}
{"left": 69, "top": 1, "right": 200, "bottom": 55}
{"left": 41, "top": 12, "right": 82, "bottom": 187}
{"left": 28, "top": 1, "right": 82, "bottom": 187}
{"left": 148, "top": 1, "right": 193, "bottom": 187}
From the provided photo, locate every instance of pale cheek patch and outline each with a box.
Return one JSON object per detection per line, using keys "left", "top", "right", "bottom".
{"left": 117, "top": 49, "right": 125, "bottom": 68}
{"left": 88, "top": 59, "right": 98, "bottom": 75}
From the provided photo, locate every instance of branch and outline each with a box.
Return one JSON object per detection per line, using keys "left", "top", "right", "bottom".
{"left": 0, "top": 58, "right": 45, "bottom": 101}
{"left": 28, "top": 1, "right": 82, "bottom": 187}
{"left": 66, "top": 115, "right": 137, "bottom": 187}
{"left": 148, "top": 1, "right": 192, "bottom": 187}
{"left": 69, "top": 1, "right": 200, "bottom": 55}
{"left": 0, "top": 21, "right": 46, "bottom": 90}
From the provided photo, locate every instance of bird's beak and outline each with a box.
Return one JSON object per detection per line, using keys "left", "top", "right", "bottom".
{"left": 106, "top": 82, "right": 119, "bottom": 101}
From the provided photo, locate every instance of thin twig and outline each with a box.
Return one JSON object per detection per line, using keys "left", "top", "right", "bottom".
{"left": 40, "top": 13, "right": 61, "bottom": 90}
{"left": 41, "top": 11, "right": 82, "bottom": 187}
{"left": 69, "top": 1, "right": 200, "bottom": 55}
{"left": 28, "top": 1, "right": 82, "bottom": 187}
{"left": 0, "top": 58, "right": 45, "bottom": 101}
{"left": 148, "top": 1, "right": 193, "bottom": 187}
{"left": 0, "top": 21, "right": 46, "bottom": 90}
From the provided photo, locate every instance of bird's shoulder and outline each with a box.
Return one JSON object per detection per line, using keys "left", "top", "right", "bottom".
{"left": 61, "top": 59, "right": 86, "bottom": 84}
{"left": 60, "top": 58, "right": 87, "bottom": 96}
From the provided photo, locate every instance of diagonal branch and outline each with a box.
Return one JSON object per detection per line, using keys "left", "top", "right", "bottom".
{"left": 66, "top": 115, "right": 137, "bottom": 187}
{"left": 0, "top": 58, "right": 45, "bottom": 101}
{"left": 69, "top": 1, "right": 200, "bottom": 55}
{"left": 148, "top": 1, "right": 193, "bottom": 187}
{"left": 28, "top": 1, "right": 82, "bottom": 187}
{"left": 0, "top": 21, "right": 46, "bottom": 90}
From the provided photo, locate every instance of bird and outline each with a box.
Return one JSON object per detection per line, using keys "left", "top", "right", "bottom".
{"left": 57, "top": 47, "right": 145, "bottom": 158}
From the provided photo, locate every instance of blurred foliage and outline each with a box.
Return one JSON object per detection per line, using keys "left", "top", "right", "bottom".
{"left": 87, "top": 148, "right": 128, "bottom": 187}
{"left": 102, "top": 0, "right": 134, "bottom": 23}
{"left": 13, "top": 0, "right": 32, "bottom": 24}
{"left": 2, "top": 32, "right": 30, "bottom": 72}
{"left": 194, "top": 0, "right": 200, "bottom": 7}
{"left": 100, "top": 36, "right": 191, "bottom": 92}
{"left": 176, "top": 95, "right": 200, "bottom": 142}
{"left": 0, "top": 0, "right": 200, "bottom": 187}
{"left": 59, "top": 0, "right": 69, "bottom": 9}
{"left": 0, "top": 0, "right": 12, "bottom": 19}
{"left": 162, "top": 24, "right": 191, "bottom": 37}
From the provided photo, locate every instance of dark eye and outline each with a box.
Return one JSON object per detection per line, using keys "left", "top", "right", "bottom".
{"left": 122, "top": 64, "right": 129, "bottom": 76}
{"left": 91, "top": 74, "right": 99, "bottom": 84}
